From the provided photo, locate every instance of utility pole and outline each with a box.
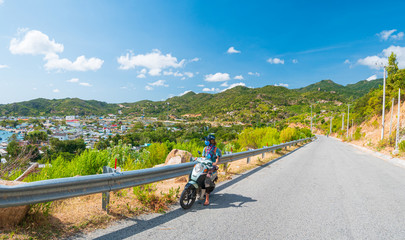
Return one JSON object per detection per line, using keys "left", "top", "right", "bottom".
{"left": 351, "top": 118, "right": 354, "bottom": 139}
{"left": 347, "top": 104, "right": 350, "bottom": 139}
{"left": 381, "top": 66, "right": 387, "bottom": 140}
{"left": 330, "top": 116, "right": 333, "bottom": 135}
{"left": 381, "top": 65, "right": 396, "bottom": 140}
{"left": 310, "top": 105, "right": 313, "bottom": 133}
{"left": 389, "top": 98, "right": 394, "bottom": 137}
{"left": 396, "top": 88, "right": 401, "bottom": 151}
{"left": 341, "top": 113, "right": 345, "bottom": 130}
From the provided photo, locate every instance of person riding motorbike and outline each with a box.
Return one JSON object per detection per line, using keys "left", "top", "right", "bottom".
{"left": 202, "top": 134, "right": 222, "bottom": 206}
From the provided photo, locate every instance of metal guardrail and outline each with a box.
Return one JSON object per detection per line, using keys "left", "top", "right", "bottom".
{"left": 0, "top": 137, "right": 315, "bottom": 208}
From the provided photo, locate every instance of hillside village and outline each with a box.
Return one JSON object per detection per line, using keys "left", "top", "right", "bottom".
{"left": 0, "top": 115, "right": 182, "bottom": 162}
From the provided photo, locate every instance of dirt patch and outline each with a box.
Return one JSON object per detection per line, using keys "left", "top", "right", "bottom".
{"left": 332, "top": 100, "right": 405, "bottom": 159}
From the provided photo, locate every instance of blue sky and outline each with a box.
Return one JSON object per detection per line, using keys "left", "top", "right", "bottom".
{"left": 0, "top": 0, "right": 405, "bottom": 104}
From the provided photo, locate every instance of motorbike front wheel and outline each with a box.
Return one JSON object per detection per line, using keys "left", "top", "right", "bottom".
{"left": 180, "top": 185, "right": 196, "bottom": 209}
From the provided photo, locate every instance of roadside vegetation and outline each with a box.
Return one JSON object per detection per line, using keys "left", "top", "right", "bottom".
{"left": 2, "top": 125, "right": 312, "bottom": 182}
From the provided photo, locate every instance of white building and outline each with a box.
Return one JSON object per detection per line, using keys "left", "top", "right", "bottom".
{"left": 53, "top": 133, "right": 68, "bottom": 141}
{"left": 0, "top": 149, "right": 7, "bottom": 157}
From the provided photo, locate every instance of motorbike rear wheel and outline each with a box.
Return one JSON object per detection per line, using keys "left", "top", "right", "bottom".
{"left": 180, "top": 185, "right": 196, "bottom": 209}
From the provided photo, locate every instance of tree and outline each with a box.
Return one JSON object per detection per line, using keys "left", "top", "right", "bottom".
{"left": 25, "top": 131, "right": 48, "bottom": 144}
{"left": 6, "top": 140, "right": 20, "bottom": 158}
{"left": 50, "top": 138, "right": 86, "bottom": 154}
{"left": 387, "top": 52, "right": 399, "bottom": 93}
{"left": 387, "top": 52, "right": 399, "bottom": 77}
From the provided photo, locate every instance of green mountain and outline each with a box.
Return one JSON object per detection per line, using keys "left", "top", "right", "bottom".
{"left": 0, "top": 79, "right": 383, "bottom": 123}
{"left": 0, "top": 98, "right": 119, "bottom": 116}
{"left": 298, "top": 79, "right": 383, "bottom": 99}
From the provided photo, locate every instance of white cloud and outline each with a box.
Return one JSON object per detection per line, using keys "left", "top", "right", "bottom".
{"left": 205, "top": 72, "right": 230, "bottom": 82}
{"left": 164, "top": 71, "right": 193, "bottom": 79}
{"left": 202, "top": 87, "right": 220, "bottom": 92}
{"left": 79, "top": 82, "right": 92, "bottom": 87}
{"left": 117, "top": 49, "right": 185, "bottom": 76}
{"left": 10, "top": 29, "right": 103, "bottom": 72}
{"left": 248, "top": 72, "right": 260, "bottom": 76}
{"left": 53, "top": 89, "right": 60, "bottom": 93}
{"left": 9, "top": 30, "right": 64, "bottom": 55}
{"left": 392, "top": 32, "right": 404, "bottom": 41}
{"left": 66, "top": 78, "right": 79, "bottom": 82}
{"left": 184, "top": 72, "right": 194, "bottom": 78}
{"left": 137, "top": 69, "right": 147, "bottom": 78}
{"left": 274, "top": 83, "right": 289, "bottom": 87}
{"left": 292, "top": 59, "right": 298, "bottom": 64}
{"left": 344, "top": 59, "right": 351, "bottom": 64}
{"left": 234, "top": 75, "right": 244, "bottom": 80}
{"left": 174, "top": 72, "right": 183, "bottom": 77}
{"left": 197, "top": 84, "right": 205, "bottom": 87}
{"left": 148, "top": 79, "right": 169, "bottom": 87}
{"left": 136, "top": 73, "right": 146, "bottom": 78}
{"left": 383, "top": 45, "right": 405, "bottom": 68}
{"left": 190, "top": 57, "right": 200, "bottom": 62}
{"left": 227, "top": 46, "right": 241, "bottom": 54}
{"left": 163, "top": 70, "right": 173, "bottom": 76}
{"left": 267, "top": 57, "right": 284, "bottom": 64}
{"left": 220, "top": 82, "right": 229, "bottom": 87}
{"left": 33, "top": 87, "right": 37, "bottom": 90}
{"left": 366, "top": 74, "right": 377, "bottom": 81}
{"left": 222, "top": 82, "right": 246, "bottom": 92}
{"left": 357, "top": 55, "right": 386, "bottom": 69}
{"left": 378, "top": 29, "right": 404, "bottom": 41}
{"left": 0, "top": 64, "right": 9, "bottom": 69}
{"left": 0, "top": 0, "right": 4, "bottom": 5}
{"left": 357, "top": 45, "right": 405, "bottom": 69}
{"left": 145, "top": 85, "right": 153, "bottom": 91}
{"left": 148, "top": 68, "right": 162, "bottom": 76}
{"left": 180, "top": 90, "right": 192, "bottom": 96}
{"left": 44, "top": 54, "right": 103, "bottom": 71}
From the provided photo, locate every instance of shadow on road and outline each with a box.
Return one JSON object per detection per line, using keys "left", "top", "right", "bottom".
{"left": 82, "top": 142, "right": 313, "bottom": 240}
{"left": 203, "top": 193, "right": 257, "bottom": 209}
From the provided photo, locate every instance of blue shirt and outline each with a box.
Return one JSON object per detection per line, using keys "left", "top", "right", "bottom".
{"left": 202, "top": 145, "right": 222, "bottom": 163}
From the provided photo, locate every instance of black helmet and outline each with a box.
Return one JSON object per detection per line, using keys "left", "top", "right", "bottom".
{"left": 207, "top": 134, "right": 215, "bottom": 140}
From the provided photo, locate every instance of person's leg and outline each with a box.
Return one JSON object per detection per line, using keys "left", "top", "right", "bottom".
{"left": 204, "top": 193, "right": 210, "bottom": 205}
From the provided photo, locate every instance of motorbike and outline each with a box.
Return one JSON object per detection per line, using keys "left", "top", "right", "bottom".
{"left": 179, "top": 154, "right": 218, "bottom": 209}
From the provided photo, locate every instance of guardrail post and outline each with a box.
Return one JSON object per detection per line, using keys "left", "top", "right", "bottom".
{"left": 224, "top": 163, "right": 229, "bottom": 174}
{"left": 247, "top": 157, "right": 250, "bottom": 164}
{"left": 102, "top": 166, "right": 112, "bottom": 214}
{"left": 262, "top": 152, "right": 265, "bottom": 159}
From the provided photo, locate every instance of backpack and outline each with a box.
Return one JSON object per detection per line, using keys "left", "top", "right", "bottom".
{"left": 206, "top": 145, "right": 217, "bottom": 162}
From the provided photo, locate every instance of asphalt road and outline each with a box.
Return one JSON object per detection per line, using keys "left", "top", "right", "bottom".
{"left": 74, "top": 136, "right": 405, "bottom": 240}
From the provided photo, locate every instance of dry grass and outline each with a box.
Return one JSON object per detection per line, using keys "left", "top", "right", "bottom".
{"left": 0, "top": 143, "right": 304, "bottom": 240}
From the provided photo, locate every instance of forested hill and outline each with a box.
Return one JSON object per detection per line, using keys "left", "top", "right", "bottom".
{"left": 0, "top": 79, "right": 382, "bottom": 120}
{"left": 0, "top": 98, "right": 119, "bottom": 116}
{"left": 297, "top": 79, "right": 383, "bottom": 98}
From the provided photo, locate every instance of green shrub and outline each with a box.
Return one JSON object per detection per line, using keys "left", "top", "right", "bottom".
{"left": 353, "top": 127, "right": 362, "bottom": 140}
{"left": 133, "top": 184, "right": 178, "bottom": 213}
{"left": 399, "top": 141, "right": 405, "bottom": 153}
{"left": 280, "top": 127, "right": 296, "bottom": 143}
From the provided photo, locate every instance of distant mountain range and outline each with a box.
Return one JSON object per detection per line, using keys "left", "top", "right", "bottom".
{"left": 0, "top": 79, "right": 383, "bottom": 121}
